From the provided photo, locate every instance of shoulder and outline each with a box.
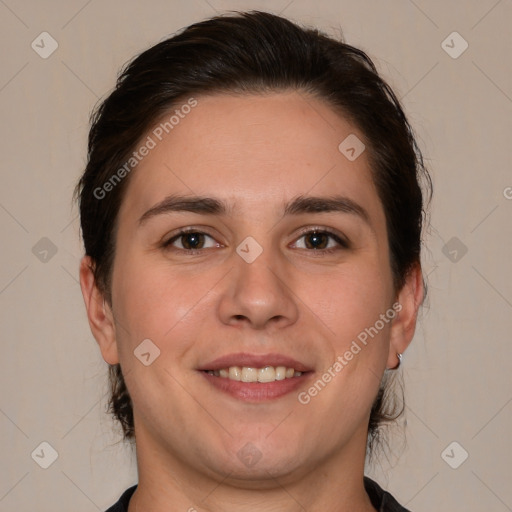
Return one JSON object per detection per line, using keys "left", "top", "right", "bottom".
{"left": 364, "top": 477, "right": 411, "bottom": 512}
{"left": 104, "top": 485, "right": 137, "bottom": 512}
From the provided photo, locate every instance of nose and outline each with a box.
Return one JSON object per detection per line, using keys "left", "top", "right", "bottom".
{"left": 216, "top": 243, "right": 299, "bottom": 331}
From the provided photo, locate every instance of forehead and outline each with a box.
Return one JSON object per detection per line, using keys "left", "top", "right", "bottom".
{"left": 118, "top": 91, "right": 385, "bottom": 228}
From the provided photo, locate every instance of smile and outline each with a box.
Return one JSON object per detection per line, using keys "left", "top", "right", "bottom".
{"left": 198, "top": 353, "right": 313, "bottom": 401}
{"left": 205, "top": 366, "right": 303, "bottom": 383}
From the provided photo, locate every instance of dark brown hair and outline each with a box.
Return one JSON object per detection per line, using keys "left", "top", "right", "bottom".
{"left": 75, "top": 10, "right": 431, "bottom": 455}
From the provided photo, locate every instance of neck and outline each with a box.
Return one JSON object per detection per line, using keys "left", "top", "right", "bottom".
{"left": 128, "top": 427, "right": 376, "bottom": 512}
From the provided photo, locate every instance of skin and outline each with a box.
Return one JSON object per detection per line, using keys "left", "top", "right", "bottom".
{"left": 80, "top": 91, "right": 423, "bottom": 512}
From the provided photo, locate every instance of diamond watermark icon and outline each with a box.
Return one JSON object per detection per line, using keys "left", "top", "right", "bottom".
{"left": 441, "top": 441, "right": 468, "bottom": 469}
{"left": 442, "top": 236, "right": 468, "bottom": 263}
{"left": 338, "top": 134, "right": 366, "bottom": 161}
{"left": 32, "top": 237, "right": 58, "bottom": 263}
{"left": 31, "top": 441, "right": 59, "bottom": 469}
{"left": 441, "top": 32, "right": 468, "bottom": 59}
{"left": 237, "top": 442, "right": 262, "bottom": 468}
{"left": 236, "top": 236, "right": 263, "bottom": 264}
{"left": 31, "top": 32, "right": 59, "bottom": 59}
{"left": 134, "top": 338, "right": 160, "bottom": 366}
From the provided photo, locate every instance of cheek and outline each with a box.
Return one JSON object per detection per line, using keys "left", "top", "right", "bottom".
{"left": 109, "top": 257, "right": 205, "bottom": 420}
{"left": 299, "top": 268, "right": 393, "bottom": 423}
{"left": 110, "top": 252, "right": 218, "bottom": 359}
{"left": 306, "top": 259, "right": 393, "bottom": 342}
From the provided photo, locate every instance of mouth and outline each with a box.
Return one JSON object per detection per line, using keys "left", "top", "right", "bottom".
{"left": 198, "top": 353, "right": 314, "bottom": 401}
{"left": 205, "top": 365, "right": 303, "bottom": 382}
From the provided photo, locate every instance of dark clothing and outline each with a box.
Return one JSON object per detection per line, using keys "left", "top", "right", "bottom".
{"left": 105, "top": 485, "right": 136, "bottom": 512}
{"left": 364, "top": 477, "right": 411, "bottom": 511}
{"left": 105, "top": 476, "right": 410, "bottom": 511}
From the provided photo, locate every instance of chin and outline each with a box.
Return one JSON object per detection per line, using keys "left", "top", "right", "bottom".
{"left": 202, "top": 431, "right": 309, "bottom": 482}
{"left": 207, "top": 451, "right": 306, "bottom": 488}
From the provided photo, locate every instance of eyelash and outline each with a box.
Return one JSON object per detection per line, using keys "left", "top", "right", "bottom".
{"left": 161, "top": 227, "right": 349, "bottom": 255}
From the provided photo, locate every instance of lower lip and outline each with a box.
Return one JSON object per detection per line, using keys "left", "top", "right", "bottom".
{"left": 200, "top": 371, "right": 313, "bottom": 401}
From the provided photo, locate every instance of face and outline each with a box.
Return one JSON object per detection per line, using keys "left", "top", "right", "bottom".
{"left": 82, "top": 91, "right": 420, "bottom": 485}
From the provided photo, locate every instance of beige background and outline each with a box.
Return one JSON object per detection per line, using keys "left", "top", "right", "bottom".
{"left": 1, "top": 0, "right": 511, "bottom": 510}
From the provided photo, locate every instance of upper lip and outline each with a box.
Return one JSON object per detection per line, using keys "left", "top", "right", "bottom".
{"left": 198, "top": 353, "right": 314, "bottom": 373}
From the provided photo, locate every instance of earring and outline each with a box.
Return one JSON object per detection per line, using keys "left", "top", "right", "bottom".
{"left": 391, "top": 353, "right": 402, "bottom": 370}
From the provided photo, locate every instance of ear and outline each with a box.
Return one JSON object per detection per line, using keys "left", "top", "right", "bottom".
{"left": 387, "top": 263, "right": 424, "bottom": 369}
{"left": 79, "top": 256, "right": 119, "bottom": 365}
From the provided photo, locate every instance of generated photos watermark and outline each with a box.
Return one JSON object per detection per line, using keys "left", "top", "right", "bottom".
{"left": 298, "top": 301, "right": 402, "bottom": 405}
{"left": 93, "top": 97, "right": 198, "bottom": 200}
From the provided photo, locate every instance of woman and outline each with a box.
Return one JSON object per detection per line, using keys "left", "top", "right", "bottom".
{"left": 76, "top": 10, "right": 430, "bottom": 512}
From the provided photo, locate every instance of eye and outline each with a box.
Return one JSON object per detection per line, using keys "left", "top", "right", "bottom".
{"left": 163, "top": 229, "right": 220, "bottom": 253}
{"left": 292, "top": 229, "right": 349, "bottom": 253}
{"left": 162, "top": 227, "right": 349, "bottom": 255}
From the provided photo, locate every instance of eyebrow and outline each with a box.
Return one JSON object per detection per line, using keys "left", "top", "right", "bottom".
{"left": 138, "top": 194, "right": 371, "bottom": 227}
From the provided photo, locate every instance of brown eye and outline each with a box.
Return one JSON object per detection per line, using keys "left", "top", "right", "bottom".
{"left": 163, "top": 230, "right": 219, "bottom": 252}
{"left": 178, "top": 232, "right": 205, "bottom": 250}
{"left": 304, "top": 232, "right": 329, "bottom": 250}
{"left": 293, "top": 230, "right": 348, "bottom": 252}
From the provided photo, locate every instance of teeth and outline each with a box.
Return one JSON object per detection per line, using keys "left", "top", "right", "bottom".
{"left": 207, "top": 365, "right": 303, "bottom": 382}
{"left": 241, "top": 367, "right": 258, "bottom": 382}
{"left": 228, "top": 366, "right": 242, "bottom": 381}
{"left": 275, "top": 366, "right": 286, "bottom": 380}
{"left": 258, "top": 366, "right": 275, "bottom": 383}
